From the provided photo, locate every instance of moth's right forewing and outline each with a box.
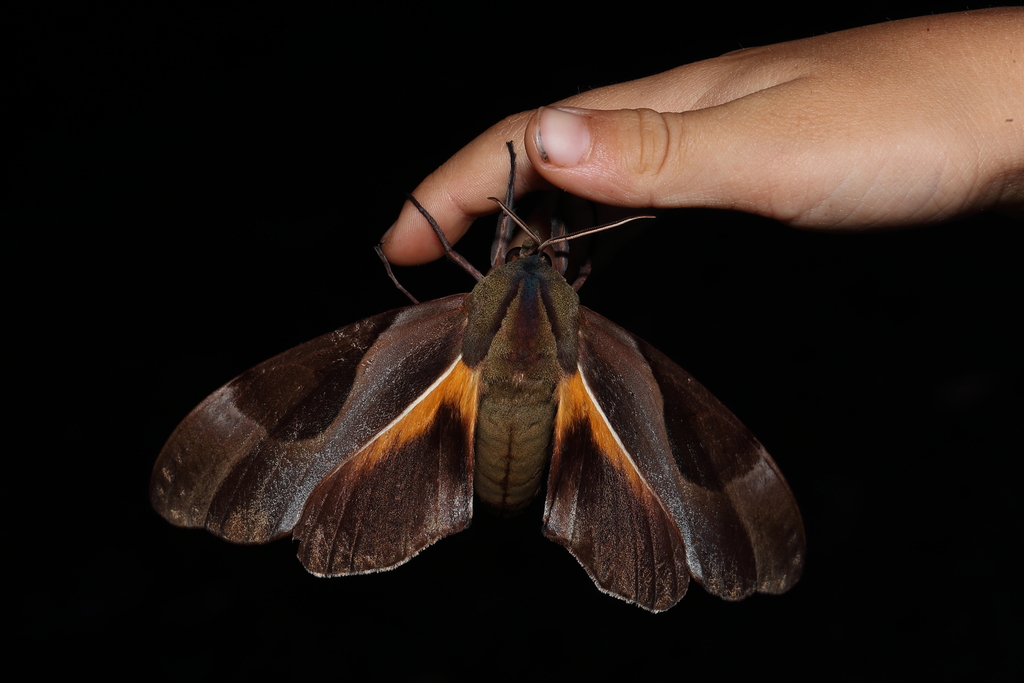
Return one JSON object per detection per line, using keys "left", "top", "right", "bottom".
{"left": 150, "top": 295, "right": 471, "bottom": 546}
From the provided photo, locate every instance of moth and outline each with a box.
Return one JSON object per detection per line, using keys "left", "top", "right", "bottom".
{"left": 151, "top": 143, "right": 805, "bottom": 611}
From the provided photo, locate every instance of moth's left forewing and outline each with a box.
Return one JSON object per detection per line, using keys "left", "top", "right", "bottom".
{"left": 545, "top": 308, "right": 804, "bottom": 611}
{"left": 636, "top": 334, "right": 805, "bottom": 597}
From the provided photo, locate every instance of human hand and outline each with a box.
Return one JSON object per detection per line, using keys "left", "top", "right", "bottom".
{"left": 382, "top": 8, "right": 1023, "bottom": 266}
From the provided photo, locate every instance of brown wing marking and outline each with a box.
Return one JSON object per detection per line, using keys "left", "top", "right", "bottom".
{"left": 629, "top": 339, "right": 806, "bottom": 597}
{"left": 576, "top": 307, "right": 805, "bottom": 603}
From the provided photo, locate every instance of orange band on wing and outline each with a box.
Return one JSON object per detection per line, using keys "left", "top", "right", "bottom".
{"left": 347, "top": 359, "right": 480, "bottom": 474}
{"left": 555, "top": 371, "right": 646, "bottom": 492}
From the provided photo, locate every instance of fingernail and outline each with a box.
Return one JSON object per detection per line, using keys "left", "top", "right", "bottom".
{"left": 536, "top": 106, "right": 591, "bottom": 167}
{"left": 380, "top": 222, "right": 395, "bottom": 244}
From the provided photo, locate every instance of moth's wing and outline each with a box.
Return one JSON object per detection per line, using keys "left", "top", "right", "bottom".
{"left": 544, "top": 307, "right": 805, "bottom": 611}
{"left": 151, "top": 294, "right": 479, "bottom": 575}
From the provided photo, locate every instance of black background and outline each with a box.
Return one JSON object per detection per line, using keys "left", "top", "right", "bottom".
{"left": 23, "top": 3, "right": 1019, "bottom": 680}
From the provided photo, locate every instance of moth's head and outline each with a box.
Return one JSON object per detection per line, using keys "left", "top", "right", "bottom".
{"left": 505, "top": 238, "right": 553, "bottom": 268}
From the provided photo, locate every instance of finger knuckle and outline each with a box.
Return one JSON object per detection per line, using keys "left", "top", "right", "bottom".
{"left": 626, "top": 109, "right": 674, "bottom": 181}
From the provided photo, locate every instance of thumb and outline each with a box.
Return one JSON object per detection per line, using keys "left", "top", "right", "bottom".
{"left": 525, "top": 105, "right": 830, "bottom": 226}
{"left": 525, "top": 105, "right": 732, "bottom": 211}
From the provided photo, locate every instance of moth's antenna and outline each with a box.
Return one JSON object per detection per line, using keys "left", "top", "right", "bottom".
{"left": 377, "top": 190, "right": 486, "bottom": 302}
{"left": 375, "top": 243, "right": 419, "bottom": 304}
{"left": 491, "top": 141, "right": 518, "bottom": 269}
{"left": 406, "top": 193, "right": 485, "bottom": 282}
{"left": 489, "top": 198, "right": 652, "bottom": 254}
{"left": 538, "top": 215, "right": 655, "bottom": 251}
{"left": 487, "top": 197, "right": 543, "bottom": 244}
{"left": 488, "top": 197, "right": 653, "bottom": 290}
{"left": 549, "top": 195, "right": 571, "bottom": 277}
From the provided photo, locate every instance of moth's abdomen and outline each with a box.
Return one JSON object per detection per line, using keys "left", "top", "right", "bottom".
{"left": 463, "top": 256, "right": 581, "bottom": 513}
{"left": 474, "top": 381, "right": 558, "bottom": 513}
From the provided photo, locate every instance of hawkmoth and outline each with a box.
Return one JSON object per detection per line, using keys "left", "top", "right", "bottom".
{"left": 151, "top": 143, "right": 804, "bottom": 611}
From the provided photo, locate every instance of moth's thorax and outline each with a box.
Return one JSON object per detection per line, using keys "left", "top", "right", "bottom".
{"left": 463, "top": 257, "right": 581, "bottom": 513}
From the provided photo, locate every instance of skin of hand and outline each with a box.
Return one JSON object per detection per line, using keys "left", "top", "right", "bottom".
{"left": 382, "top": 8, "right": 1023, "bottom": 266}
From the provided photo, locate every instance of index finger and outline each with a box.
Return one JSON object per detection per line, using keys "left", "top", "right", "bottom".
{"left": 380, "top": 110, "right": 547, "bottom": 266}
{"left": 379, "top": 64, "right": 731, "bottom": 266}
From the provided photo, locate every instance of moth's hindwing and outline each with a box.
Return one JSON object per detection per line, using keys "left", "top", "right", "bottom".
{"left": 544, "top": 307, "right": 805, "bottom": 612}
